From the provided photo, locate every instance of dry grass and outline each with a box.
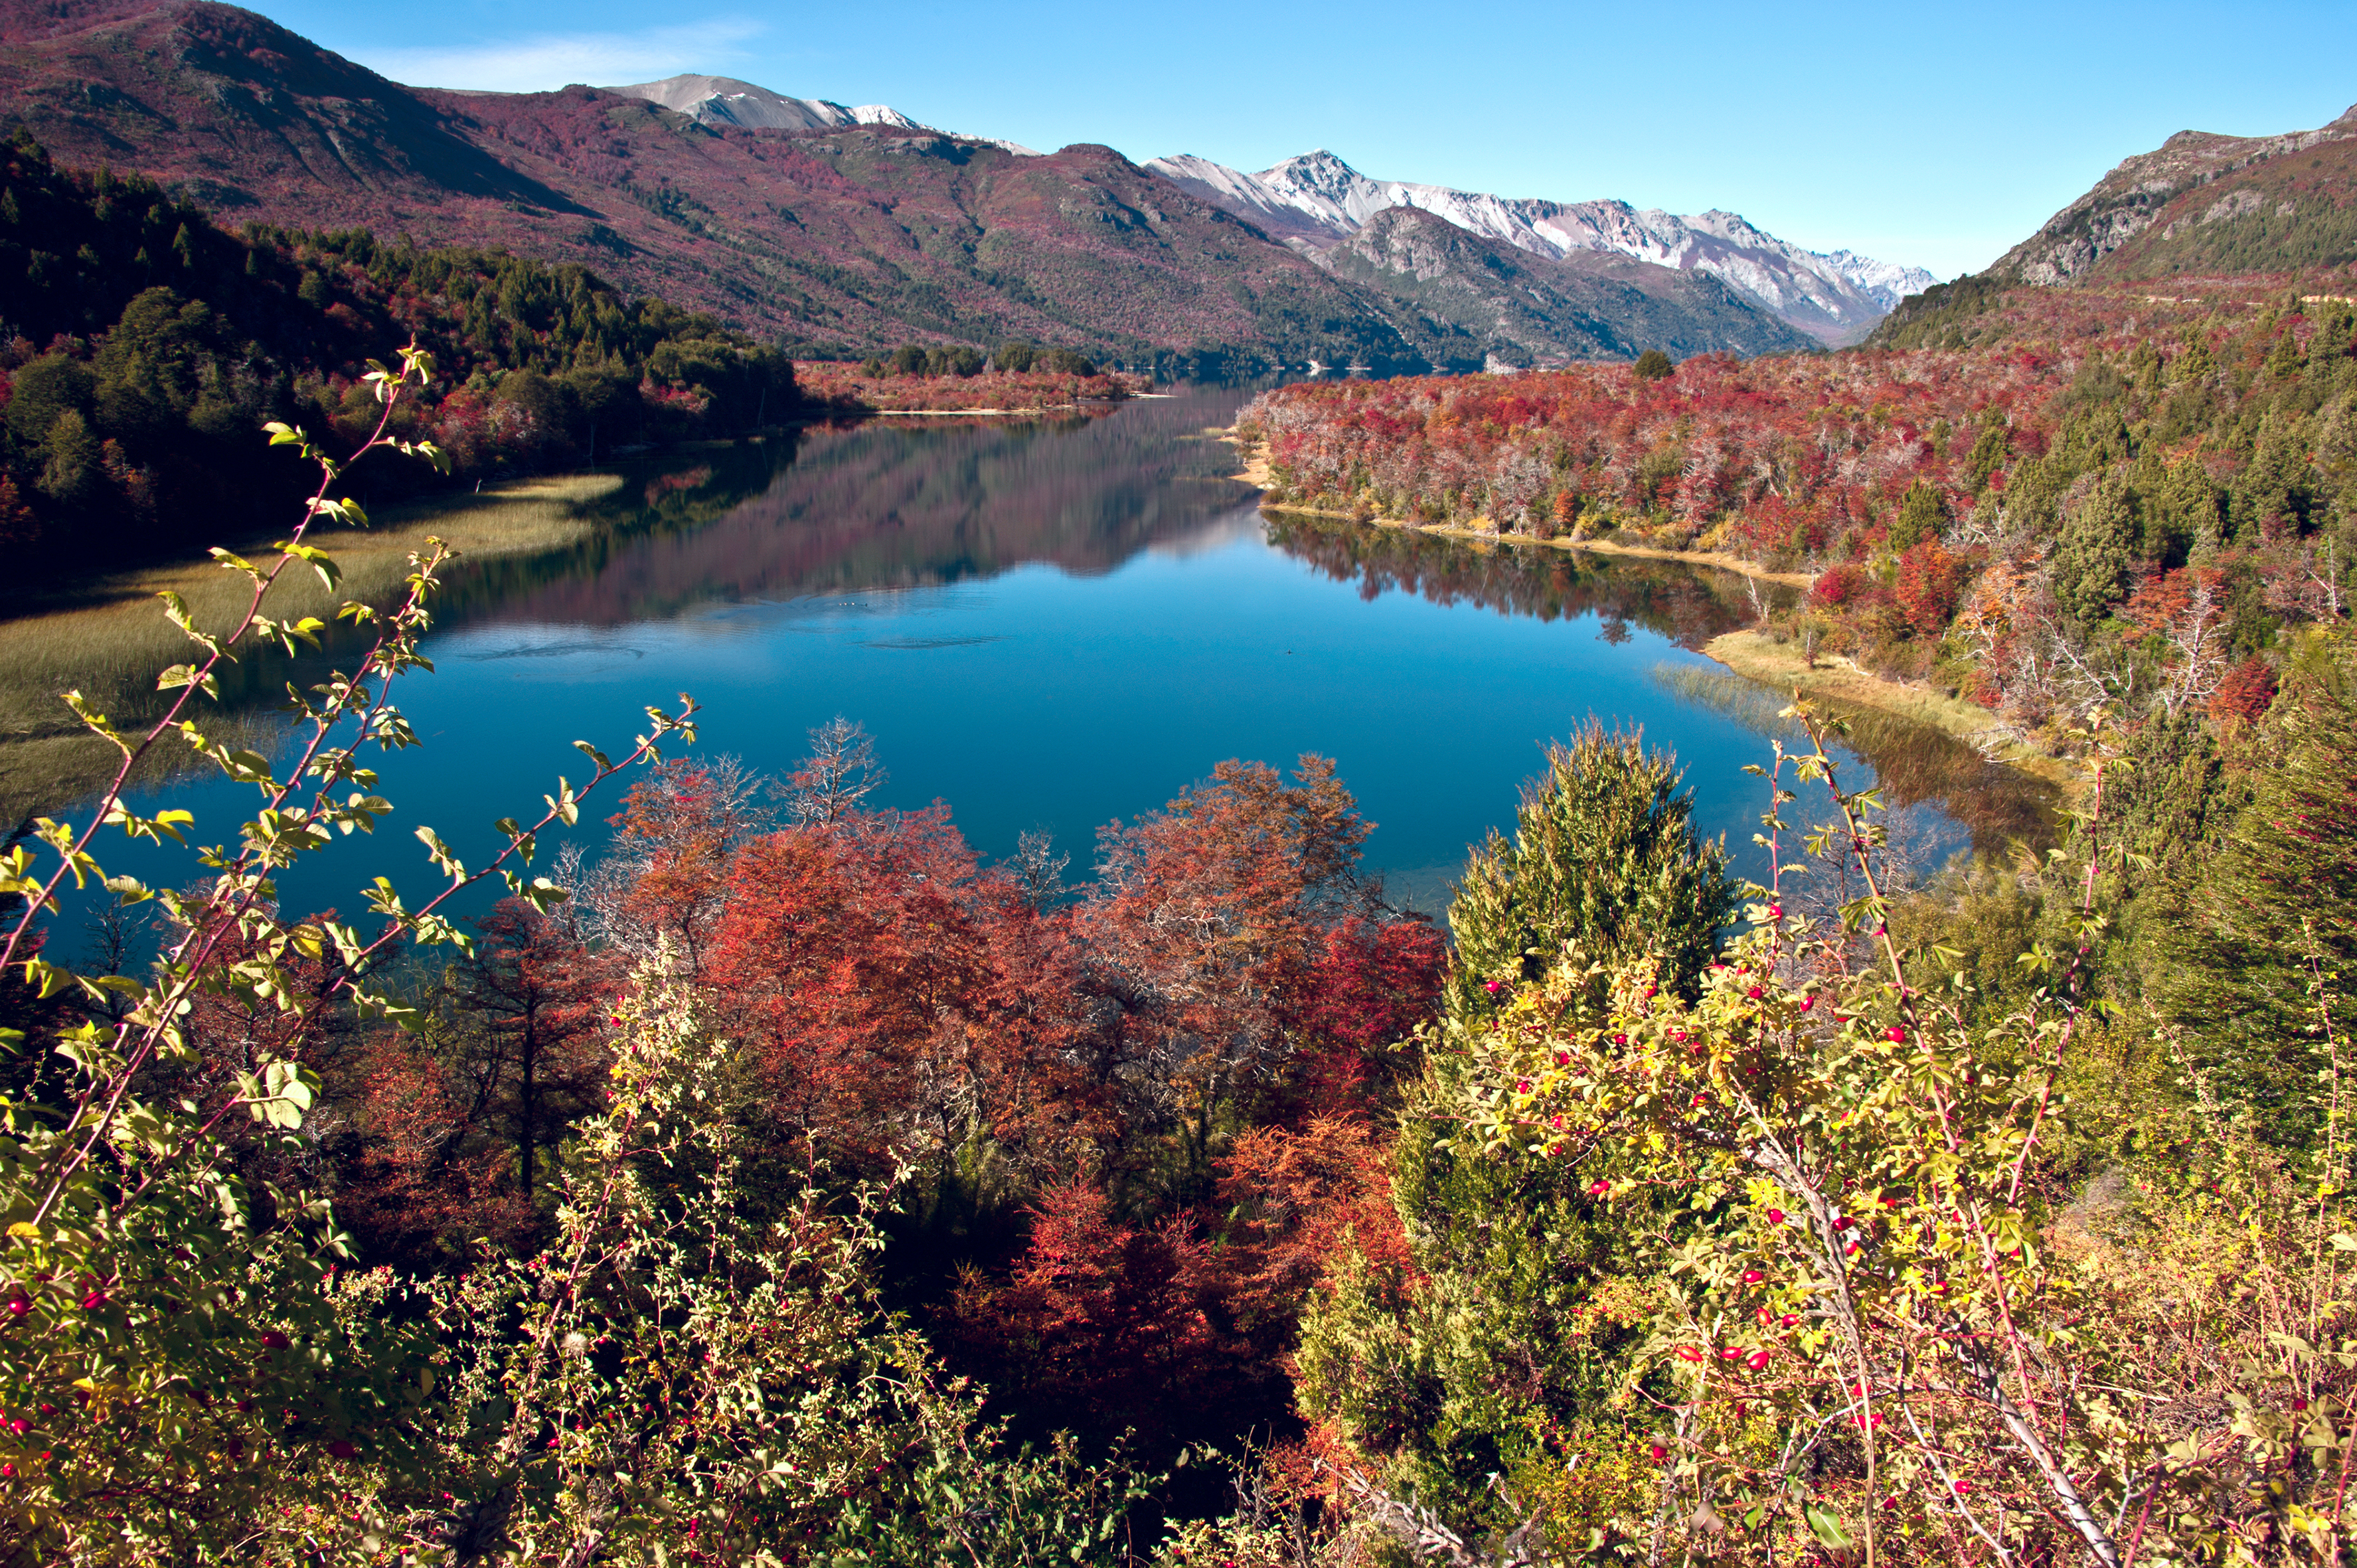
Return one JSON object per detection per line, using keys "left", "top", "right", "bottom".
{"left": 1701, "top": 630, "right": 2077, "bottom": 791}
{"left": 0, "top": 474, "right": 622, "bottom": 827}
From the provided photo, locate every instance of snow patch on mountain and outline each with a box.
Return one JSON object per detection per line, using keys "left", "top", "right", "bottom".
{"left": 606, "top": 76, "right": 1041, "bottom": 155}
{"left": 1143, "top": 149, "right": 1938, "bottom": 341}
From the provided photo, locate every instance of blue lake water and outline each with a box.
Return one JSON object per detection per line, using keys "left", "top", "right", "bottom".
{"left": 79, "top": 384, "right": 2047, "bottom": 945}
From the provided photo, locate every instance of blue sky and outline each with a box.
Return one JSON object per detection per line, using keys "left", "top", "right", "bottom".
{"left": 252, "top": 0, "right": 2352, "bottom": 280}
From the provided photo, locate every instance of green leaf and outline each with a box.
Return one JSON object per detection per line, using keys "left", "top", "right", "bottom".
{"left": 1803, "top": 1502, "right": 1852, "bottom": 1549}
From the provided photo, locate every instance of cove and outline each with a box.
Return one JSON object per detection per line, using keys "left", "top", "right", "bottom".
{"left": 64, "top": 384, "right": 2053, "bottom": 944}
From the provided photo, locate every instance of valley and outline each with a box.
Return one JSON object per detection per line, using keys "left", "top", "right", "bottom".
{"left": 0, "top": 6, "right": 2354, "bottom": 1561}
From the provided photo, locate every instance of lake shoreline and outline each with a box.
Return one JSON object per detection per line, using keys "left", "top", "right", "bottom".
{"left": 1228, "top": 435, "right": 2075, "bottom": 793}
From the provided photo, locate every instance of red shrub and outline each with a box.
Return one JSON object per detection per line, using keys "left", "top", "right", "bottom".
{"left": 1813, "top": 562, "right": 1875, "bottom": 608}
{"left": 2213, "top": 657, "right": 2280, "bottom": 728}
{"left": 1893, "top": 540, "right": 1965, "bottom": 636}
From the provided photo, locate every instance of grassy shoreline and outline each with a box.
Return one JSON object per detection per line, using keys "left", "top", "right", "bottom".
{"left": 1229, "top": 439, "right": 1817, "bottom": 588}
{"left": 0, "top": 473, "right": 625, "bottom": 827}
{"left": 1230, "top": 432, "right": 2073, "bottom": 795}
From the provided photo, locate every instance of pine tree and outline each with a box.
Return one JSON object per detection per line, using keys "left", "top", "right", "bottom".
{"left": 1890, "top": 478, "right": 1949, "bottom": 550}
{"left": 2050, "top": 473, "right": 2137, "bottom": 624}
{"left": 2148, "top": 631, "right": 2357, "bottom": 1147}
{"left": 1446, "top": 723, "right": 1732, "bottom": 1014}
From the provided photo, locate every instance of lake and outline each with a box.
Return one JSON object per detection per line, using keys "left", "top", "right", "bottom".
{"left": 46, "top": 383, "right": 2052, "bottom": 951}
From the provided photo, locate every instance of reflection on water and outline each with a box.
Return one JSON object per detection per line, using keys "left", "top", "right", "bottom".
{"left": 36, "top": 384, "right": 2058, "bottom": 949}
{"left": 430, "top": 395, "right": 1259, "bottom": 630}
{"left": 1263, "top": 511, "right": 1777, "bottom": 649}
{"left": 1648, "top": 665, "right": 2057, "bottom": 851}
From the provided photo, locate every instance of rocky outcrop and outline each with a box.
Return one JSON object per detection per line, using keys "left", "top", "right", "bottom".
{"left": 1992, "top": 104, "right": 2357, "bottom": 284}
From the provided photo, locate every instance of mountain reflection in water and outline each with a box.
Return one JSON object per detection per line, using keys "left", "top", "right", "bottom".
{"left": 433, "top": 394, "right": 1260, "bottom": 630}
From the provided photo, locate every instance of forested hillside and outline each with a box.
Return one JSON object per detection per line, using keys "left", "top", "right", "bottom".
{"left": 0, "top": 131, "right": 791, "bottom": 582}
{"left": 1242, "top": 275, "right": 2354, "bottom": 752}
{"left": 0, "top": 0, "right": 1425, "bottom": 370}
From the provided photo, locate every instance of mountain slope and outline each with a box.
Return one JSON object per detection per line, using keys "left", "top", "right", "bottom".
{"left": 0, "top": 0, "right": 1444, "bottom": 368}
{"left": 604, "top": 75, "right": 922, "bottom": 133}
{"left": 1315, "top": 206, "right": 1816, "bottom": 367}
{"left": 0, "top": 0, "right": 1830, "bottom": 369}
{"left": 1145, "top": 149, "right": 1937, "bottom": 343}
{"left": 1992, "top": 103, "right": 2357, "bottom": 283}
{"left": 604, "top": 74, "right": 1042, "bottom": 156}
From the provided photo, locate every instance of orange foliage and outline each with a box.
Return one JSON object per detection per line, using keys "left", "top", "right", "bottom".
{"left": 707, "top": 809, "right": 1111, "bottom": 1170}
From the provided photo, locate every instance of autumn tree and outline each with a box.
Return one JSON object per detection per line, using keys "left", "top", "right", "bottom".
{"left": 1080, "top": 755, "right": 1386, "bottom": 1188}
{"left": 452, "top": 898, "right": 611, "bottom": 1200}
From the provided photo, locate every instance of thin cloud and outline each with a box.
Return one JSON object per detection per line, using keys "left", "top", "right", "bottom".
{"left": 361, "top": 18, "right": 766, "bottom": 92}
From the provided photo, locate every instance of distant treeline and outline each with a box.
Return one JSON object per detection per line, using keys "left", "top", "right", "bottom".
{"left": 857, "top": 341, "right": 1101, "bottom": 379}
{"left": 0, "top": 131, "right": 793, "bottom": 584}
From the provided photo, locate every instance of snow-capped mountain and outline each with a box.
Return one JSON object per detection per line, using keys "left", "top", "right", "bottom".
{"left": 1144, "top": 150, "right": 1938, "bottom": 343}
{"left": 606, "top": 76, "right": 1042, "bottom": 156}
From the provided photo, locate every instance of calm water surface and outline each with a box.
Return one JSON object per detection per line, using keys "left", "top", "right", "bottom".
{"left": 98, "top": 384, "right": 2049, "bottom": 931}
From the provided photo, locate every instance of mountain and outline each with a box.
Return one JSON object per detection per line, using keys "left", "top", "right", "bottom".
{"left": 1992, "top": 103, "right": 2357, "bottom": 283}
{"left": 1315, "top": 206, "right": 1816, "bottom": 367}
{"left": 0, "top": 0, "right": 1437, "bottom": 369}
{"left": 604, "top": 74, "right": 924, "bottom": 133}
{"left": 0, "top": 0, "right": 1818, "bottom": 370}
{"left": 1145, "top": 149, "right": 1938, "bottom": 344}
{"left": 604, "top": 74, "right": 1043, "bottom": 157}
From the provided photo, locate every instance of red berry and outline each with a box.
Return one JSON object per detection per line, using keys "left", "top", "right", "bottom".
{"left": 1765, "top": 1209, "right": 1784, "bottom": 1225}
{"left": 1588, "top": 1180, "right": 1610, "bottom": 1198}
{"left": 327, "top": 1440, "right": 357, "bottom": 1460}
{"left": 260, "top": 1331, "right": 289, "bottom": 1350}
{"left": 1741, "top": 1269, "right": 1764, "bottom": 1285}
{"left": 1886, "top": 1024, "right": 1907, "bottom": 1043}
{"left": 1953, "top": 1480, "right": 1973, "bottom": 1494}
{"left": 1649, "top": 1444, "right": 1666, "bottom": 1462}
{"left": 1746, "top": 986, "right": 1763, "bottom": 1000}
{"left": 78, "top": 1291, "right": 105, "bottom": 1311}
{"left": 3, "top": 1299, "right": 25, "bottom": 1318}
{"left": 1746, "top": 1350, "right": 1771, "bottom": 1370}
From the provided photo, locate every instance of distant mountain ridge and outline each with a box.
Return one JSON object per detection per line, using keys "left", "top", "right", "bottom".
{"left": 1145, "top": 149, "right": 1938, "bottom": 345}
{"left": 1992, "top": 102, "right": 2357, "bottom": 284}
{"left": 0, "top": 0, "right": 1846, "bottom": 368}
{"left": 1316, "top": 206, "right": 1817, "bottom": 368}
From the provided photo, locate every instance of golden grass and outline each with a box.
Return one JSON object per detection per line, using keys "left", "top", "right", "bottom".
{"left": 0, "top": 474, "right": 622, "bottom": 827}
{"left": 1700, "top": 630, "right": 2078, "bottom": 791}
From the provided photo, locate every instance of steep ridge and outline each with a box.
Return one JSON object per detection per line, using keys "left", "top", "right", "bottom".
{"left": 1315, "top": 206, "right": 1816, "bottom": 366}
{"left": 1145, "top": 149, "right": 1937, "bottom": 343}
{"left": 0, "top": 0, "right": 580, "bottom": 216}
{"left": 1992, "top": 103, "right": 2357, "bottom": 283}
